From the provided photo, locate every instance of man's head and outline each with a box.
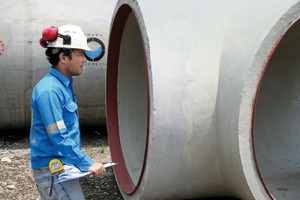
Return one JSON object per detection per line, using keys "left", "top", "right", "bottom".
{"left": 40, "top": 25, "right": 90, "bottom": 77}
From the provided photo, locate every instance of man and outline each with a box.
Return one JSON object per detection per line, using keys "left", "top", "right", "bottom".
{"left": 30, "top": 25, "right": 105, "bottom": 200}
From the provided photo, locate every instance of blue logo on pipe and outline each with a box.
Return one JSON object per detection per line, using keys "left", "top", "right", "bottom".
{"left": 85, "top": 37, "right": 105, "bottom": 62}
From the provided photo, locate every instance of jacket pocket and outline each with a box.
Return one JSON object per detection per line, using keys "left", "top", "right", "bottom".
{"left": 63, "top": 100, "right": 78, "bottom": 127}
{"left": 65, "top": 100, "right": 78, "bottom": 112}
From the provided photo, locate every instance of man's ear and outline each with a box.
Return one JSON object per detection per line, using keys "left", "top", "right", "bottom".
{"left": 59, "top": 52, "right": 67, "bottom": 64}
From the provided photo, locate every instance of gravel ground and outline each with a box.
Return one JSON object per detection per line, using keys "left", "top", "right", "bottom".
{"left": 0, "top": 126, "right": 123, "bottom": 200}
{"left": 0, "top": 127, "right": 241, "bottom": 200}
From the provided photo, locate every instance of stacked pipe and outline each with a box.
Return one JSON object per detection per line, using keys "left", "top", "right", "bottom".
{"left": 106, "top": 0, "right": 300, "bottom": 199}
{"left": 0, "top": 0, "right": 116, "bottom": 128}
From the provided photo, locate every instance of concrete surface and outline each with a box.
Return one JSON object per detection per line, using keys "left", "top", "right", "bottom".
{"left": 106, "top": 0, "right": 300, "bottom": 199}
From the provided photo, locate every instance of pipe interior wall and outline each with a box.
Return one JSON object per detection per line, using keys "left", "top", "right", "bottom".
{"left": 254, "top": 19, "right": 300, "bottom": 200}
{"left": 118, "top": 11, "right": 148, "bottom": 186}
{"left": 106, "top": 0, "right": 300, "bottom": 199}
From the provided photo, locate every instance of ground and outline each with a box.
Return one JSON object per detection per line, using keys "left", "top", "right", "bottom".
{"left": 0, "top": 127, "right": 240, "bottom": 200}
{"left": 0, "top": 126, "right": 123, "bottom": 200}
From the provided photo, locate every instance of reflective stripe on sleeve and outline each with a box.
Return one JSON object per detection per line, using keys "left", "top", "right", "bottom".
{"left": 46, "top": 120, "right": 66, "bottom": 134}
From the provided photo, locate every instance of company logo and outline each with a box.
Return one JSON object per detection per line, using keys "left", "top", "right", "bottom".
{"left": 85, "top": 37, "right": 105, "bottom": 62}
{"left": 0, "top": 40, "right": 5, "bottom": 56}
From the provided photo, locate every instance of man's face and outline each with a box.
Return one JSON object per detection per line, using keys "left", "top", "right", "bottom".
{"left": 65, "top": 49, "right": 87, "bottom": 77}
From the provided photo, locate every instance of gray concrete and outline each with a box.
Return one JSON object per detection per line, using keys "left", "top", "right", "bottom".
{"left": 106, "top": 0, "right": 300, "bottom": 199}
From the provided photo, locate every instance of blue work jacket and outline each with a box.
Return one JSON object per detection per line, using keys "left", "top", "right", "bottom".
{"left": 30, "top": 67, "right": 94, "bottom": 171}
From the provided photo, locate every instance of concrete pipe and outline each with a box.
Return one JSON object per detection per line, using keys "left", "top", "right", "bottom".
{"left": 0, "top": 0, "right": 116, "bottom": 129}
{"left": 253, "top": 13, "right": 300, "bottom": 200}
{"left": 106, "top": 0, "right": 300, "bottom": 199}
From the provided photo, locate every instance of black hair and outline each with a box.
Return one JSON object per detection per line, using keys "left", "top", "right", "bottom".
{"left": 45, "top": 48, "right": 73, "bottom": 66}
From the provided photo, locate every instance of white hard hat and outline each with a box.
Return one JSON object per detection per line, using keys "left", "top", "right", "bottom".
{"left": 45, "top": 25, "right": 91, "bottom": 51}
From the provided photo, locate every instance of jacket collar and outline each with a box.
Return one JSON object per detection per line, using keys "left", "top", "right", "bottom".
{"left": 49, "top": 67, "right": 73, "bottom": 87}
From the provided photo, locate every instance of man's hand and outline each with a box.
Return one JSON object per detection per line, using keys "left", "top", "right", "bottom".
{"left": 88, "top": 163, "right": 106, "bottom": 176}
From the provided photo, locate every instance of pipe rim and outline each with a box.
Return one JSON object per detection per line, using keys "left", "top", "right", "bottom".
{"left": 250, "top": 15, "right": 300, "bottom": 200}
{"left": 245, "top": 14, "right": 300, "bottom": 199}
{"left": 251, "top": 29, "right": 287, "bottom": 200}
{"left": 238, "top": 3, "right": 300, "bottom": 199}
{"left": 106, "top": 3, "right": 150, "bottom": 195}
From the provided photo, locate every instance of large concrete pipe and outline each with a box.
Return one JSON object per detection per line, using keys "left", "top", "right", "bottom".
{"left": 0, "top": 0, "right": 116, "bottom": 129}
{"left": 106, "top": 0, "right": 300, "bottom": 199}
{"left": 253, "top": 13, "right": 300, "bottom": 200}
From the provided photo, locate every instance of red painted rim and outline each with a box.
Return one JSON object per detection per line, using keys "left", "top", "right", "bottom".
{"left": 106, "top": 4, "right": 150, "bottom": 195}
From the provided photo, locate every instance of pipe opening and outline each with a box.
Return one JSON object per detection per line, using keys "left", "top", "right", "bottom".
{"left": 253, "top": 19, "right": 300, "bottom": 200}
{"left": 107, "top": 5, "right": 148, "bottom": 194}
